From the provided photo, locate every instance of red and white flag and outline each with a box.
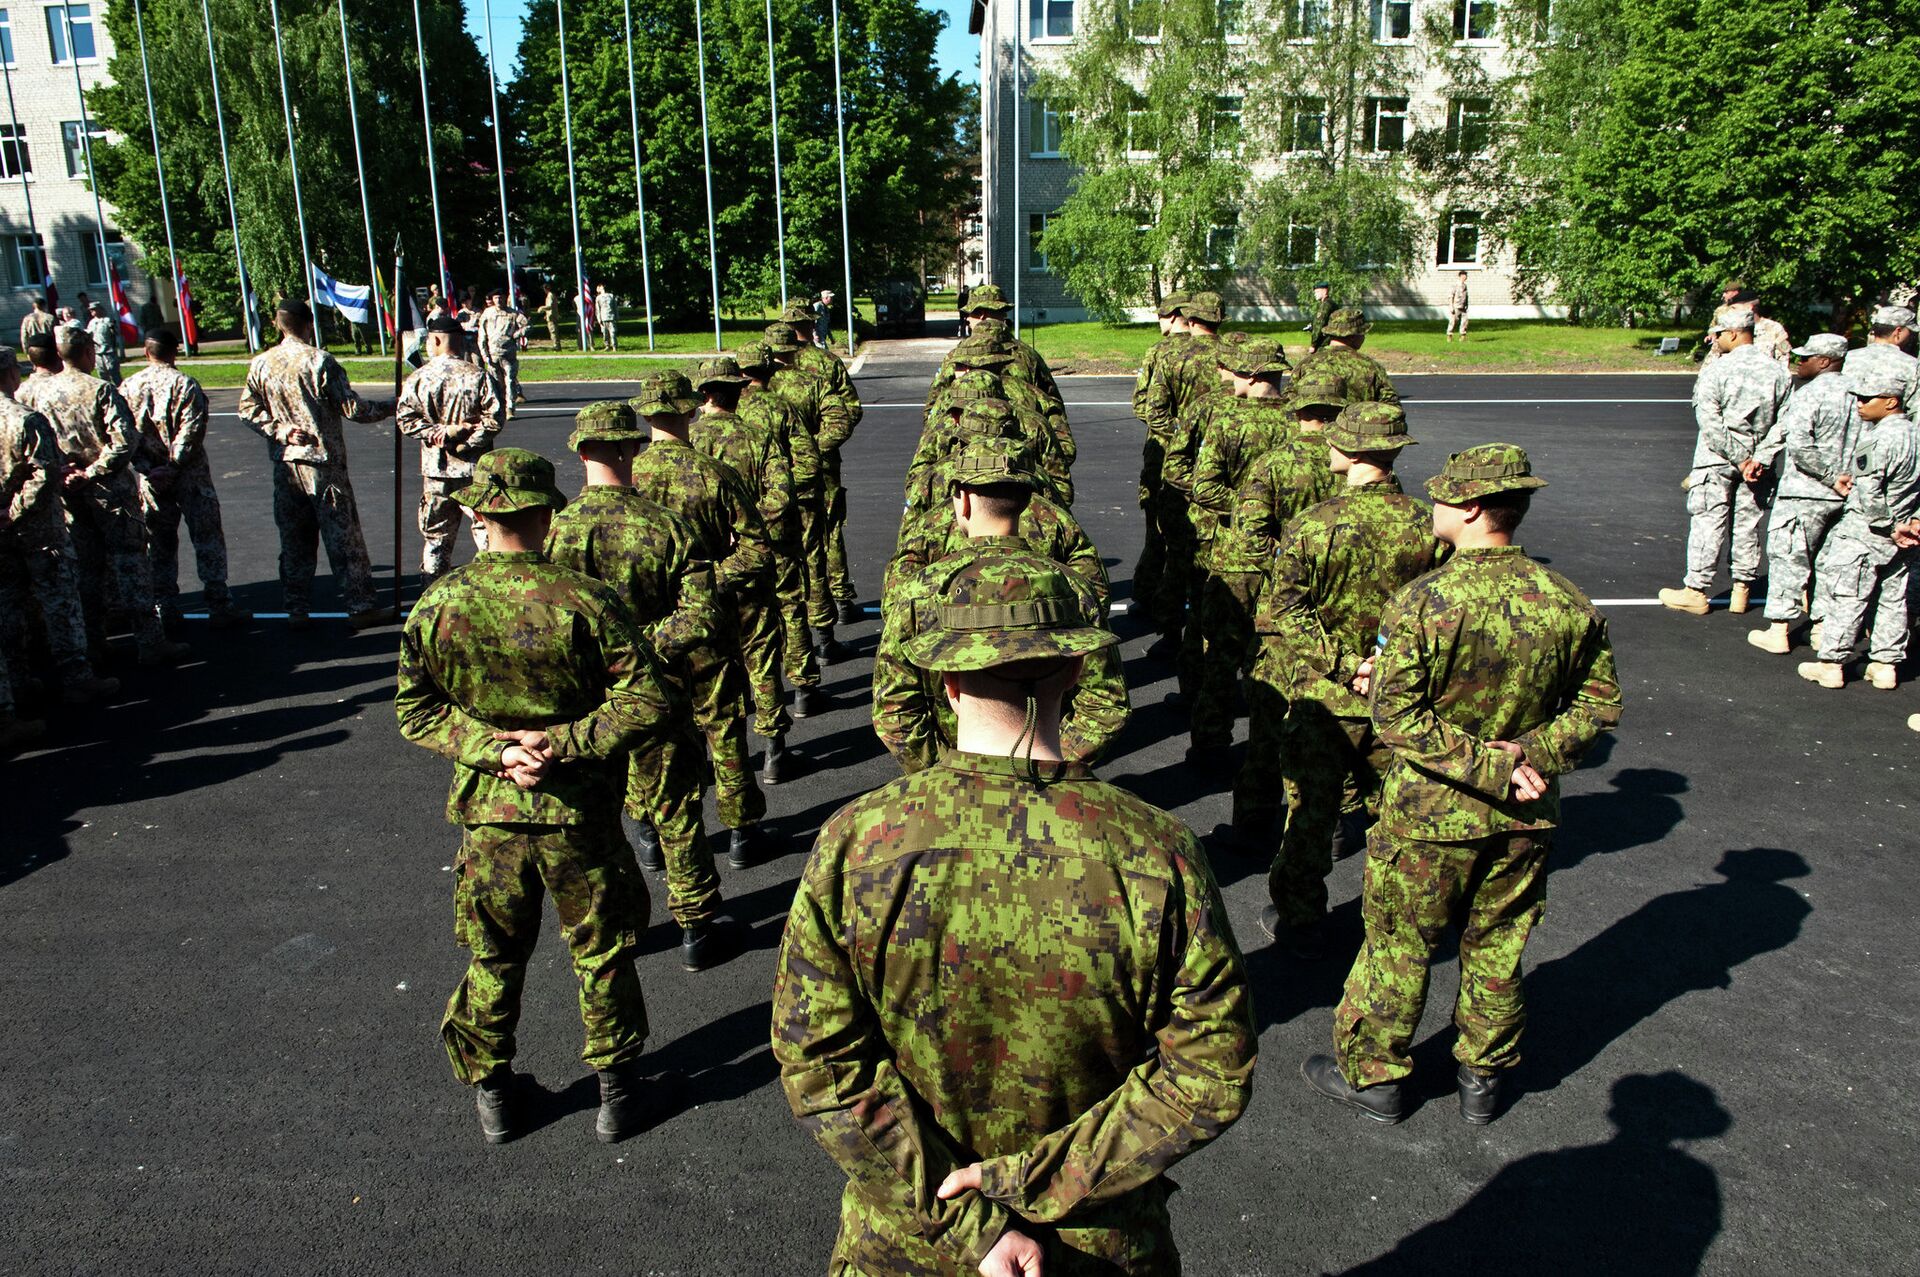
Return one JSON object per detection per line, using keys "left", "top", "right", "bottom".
{"left": 108, "top": 268, "right": 140, "bottom": 344}
{"left": 175, "top": 271, "right": 200, "bottom": 350}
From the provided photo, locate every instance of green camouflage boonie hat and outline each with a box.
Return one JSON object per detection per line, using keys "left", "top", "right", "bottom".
{"left": 947, "top": 368, "right": 1005, "bottom": 404}
{"left": 1158, "top": 290, "right": 1190, "bottom": 318}
{"left": 955, "top": 398, "right": 1023, "bottom": 440}
{"left": 762, "top": 322, "right": 803, "bottom": 353}
{"left": 1325, "top": 401, "right": 1417, "bottom": 453}
{"left": 945, "top": 434, "right": 1042, "bottom": 494}
{"left": 1181, "top": 291, "right": 1225, "bottom": 324}
{"left": 1289, "top": 371, "right": 1348, "bottom": 412}
{"left": 567, "top": 400, "right": 643, "bottom": 451}
{"left": 736, "top": 342, "right": 776, "bottom": 374}
{"left": 903, "top": 552, "right": 1118, "bottom": 673}
{"left": 630, "top": 371, "right": 698, "bottom": 417}
{"left": 695, "top": 355, "right": 750, "bottom": 391}
{"left": 950, "top": 333, "right": 1017, "bottom": 367}
{"left": 1222, "top": 338, "right": 1290, "bottom": 377}
{"left": 1321, "top": 306, "right": 1372, "bottom": 338}
{"left": 452, "top": 447, "right": 568, "bottom": 514}
{"left": 966, "top": 283, "right": 1013, "bottom": 313}
{"left": 1426, "top": 442, "right": 1548, "bottom": 505}
{"left": 779, "top": 300, "right": 816, "bottom": 325}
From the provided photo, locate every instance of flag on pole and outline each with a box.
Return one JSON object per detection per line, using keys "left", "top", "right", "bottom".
{"left": 310, "top": 264, "right": 376, "bottom": 326}
{"left": 388, "top": 274, "right": 426, "bottom": 365}
{"left": 371, "top": 265, "right": 392, "bottom": 336}
{"left": 243, "top": 277, "right": 263, "bottom": 350}
{"left": 175, "top": 271, "right": 199, "bottom": 350}
{"left": 108, "top": 268, "right": 141, "bottom": 344}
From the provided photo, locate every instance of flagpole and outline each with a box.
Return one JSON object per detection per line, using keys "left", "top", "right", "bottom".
{"left": 127, "top": 0, "right": 185, "bottom": 338}
{"left": 555, "top": 0, "right": 587, "bottom": 352}
{"left": 621, "top": 0, "right": 655, "bottom": 351}
{"left": 337, "top": 2, "right": 386, "bottom": 354}
{"left": 693, "top": 0, "right": 722, "bottom": 351}
{"left": 764, "top": 0, "right": 787, "bottom": 308}
{"left": 391, "top": 240, "right": 406, "bottom": 614}
{"left": 1011, "top": 32, "right": 1021, "bottom": 340}
{"left": 481, "top": 0, "right": 513, "bottom": 305}
{"left": 411, "top": 0, "right": 449, "bottom": 305}
{"left": 60, "top": 4, "right": 113, "bottom": 306}
{"left": 266, "top": 0, "right": 317, "bottom": 344}
{"left": 829, "top": 0, "right": 856, "bottom": 356}
{"left": 0, "top": 49, "right": 43, "bottom": 305}
{"left": 198, "top": 0, "right": 253, "bottom": 350}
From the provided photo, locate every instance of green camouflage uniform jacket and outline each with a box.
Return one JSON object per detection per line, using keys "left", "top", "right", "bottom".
{"left": 772, "top": 750, "right": 1255, "bottom": 1275}
{"left": 1308, "top": 296, "right": 1335, "bottom": 351}
{"left": 891, "top": 494, "right": 1109, "bottom": 612}
{"left": 1369, "top": 545, "right": 1622, "bottom": 840}
{"left": 395, "top": 550, "right": 679, "bottom": 826}
{"left": 741, "top": 381, "right": 821, "bottom": 495}
{"left": 630, "top": 435, "right": 772, "bottom": 600}
{"left": 794, "top": 343, "right": 864, "bottom": 430}
{"left": 931, "top": 315, "right": 1062, "bottom": 402}
{"left": 1221, "top": 429, "right": 1338, "bottom": 574}
{"left": 1256, "top": 478, "right": 1446, "bottom": 719}
{"left": 1132, "top": 333, "right": 1183, "bottom": 423}
{"left": 1190, "top": 395, "right": 1295, "bottom": 560}
{"left": 544, "top": 484, "right": 719, "bottom": 667}
{"left": 873, "top": 535, "right": 1129, "bottom": 773}
{"left": 1144, "top": 334, "right": 1221, "bottom": 461}
{"left": 1290, "top": 344, "right": 1400, "bottom": 406}
{"left": 691, "top": 407, "right": 798, "bottom": 547}
{"left": 909, "top": 397, "right": 1073, "bottom": 510}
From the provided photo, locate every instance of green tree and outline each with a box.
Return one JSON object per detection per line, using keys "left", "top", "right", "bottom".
{"left": 90, "top": 0, "right": 499, "bottom": 340}
{"left": 506, "top": 0, "right": 970, "bottom": 324}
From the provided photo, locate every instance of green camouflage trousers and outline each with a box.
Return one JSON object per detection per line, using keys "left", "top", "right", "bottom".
{"left": 627, "top": 723, "right": 721, "bottom": 928}
{"left": 735, "top": 583, "right": 792, "bottom": 739}
{"left": 1148, "top": 489, "right": 1197, "bottom": 637}
{"left": 147, "top": 459, "right": 232, "bottom": 608}
{"left": 1268, "top": 705, "right": 1387, "bottom": 928}
{"left": 797, "top": 490, "right": 835, "bottom": 627}
{"left": 1192, "top": 569, "right": 1259, "bottom": 748}
{"left": 773, "top": 534, "right": 821, "bottom": 691}
{"left": 1334, "top": 828, "right": 1549, "bottom": 1087}
{"left": 441, "top": 819, "right": 651, "bottom": 1085}
{"left": 1135, "top": 440, "right": 1167, "bottom": 625}
{"left": 686, "top": 639, "right": 766, "bottom": 831}
{"left": 823, "top": 463, "right": 855, "bottom": 601}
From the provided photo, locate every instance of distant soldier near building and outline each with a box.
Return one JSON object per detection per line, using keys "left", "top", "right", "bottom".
{"left": 236, "top": 298, "right": 397, "bottom": 630}
{"left": 476, "top": 288, "right": 529, "bottom": 418}
{"left": 776, "top": 550, "right": 1254, "bottom": 1276}
{"left": 762, "top": 322, "right": 856, "bottom": 649}
{"left": 85, "top": 302, "right": 122, "bottom": 387}
{"left": 1303, "top": 444, "right": 1620, "bottom": 1127}
{"left": 1293, "top": 307, "right": 1400, "bottom": 405}
{"left": 18, "top": 296, "right": 54, "bottom": 351}
{"left": 595, "top": 284, "right": 619, "bottom": 352}
{"left": 121, "top": 328, "right": 249, "bottom": 629}
{"left": 398, "top": 315, "right": 503, "bottom": 585}
{"left": 1133, "top": 290, "right": 1190, "bottom": 637}
{"left": 768, "top": 314, "right": 861, "bottom": 622}
{"left": 1307, "top": 282, "right": 1335, "bottom": 352}
{"left": 1446, "top": 271, "right": 1471, "bottom": 341}
{"left": 396, "top": 446, "right": 680, "bottom": 1146}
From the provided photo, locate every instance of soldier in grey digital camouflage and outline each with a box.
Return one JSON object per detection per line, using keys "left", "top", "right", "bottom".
{"left": 398, "top": 315, "right": 503, "bottom": 583}
{"left": 475, "top": 289, "right": 530, "bottom": 419}
{"left": 775, "top": 548, "right": 1254, "bottom": 1276}
{"left": 1797, "top": 368, "right": 1920, "bottom": 691}
{"left": 237, "top": 299, "right": 397, "bottom": 629}
{"left": 738, "top": 342, "right": 828, "bottom": 712}
{"left": 396, "top": 446, "right": 681, "bottom": 1146}
{"left": 1303, "top": 444, "right": 1620, "bottom": 1127}
{"left": 1842, "top": 304, "right": 1918, "bottom": 415}
{"left": 121, "top": 328, "right": 248, "bottom": 629}
{"left": 85, "top": 302, "right": 120, "bottom": 387}
{"left": 1290, "top": 307, "right": 1399, "bottom": 407}
{"left": 1748, "top": 333, "right": 1862, "bottom": 654}
{"left": 1660, "top": 306, "right": 1793, "bottom": 617}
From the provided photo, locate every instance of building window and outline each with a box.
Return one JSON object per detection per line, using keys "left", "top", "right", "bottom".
{"left": 1028, "top": 100, "right": 1064, "bottom": 156}
{"left": 1292, "top": 0, "right": 1329, "bottom": 37}
{"left": 1534, "top": 0, "right": 1558, "bottom": 41}
{"left": 1125, "top": 103, "right": 1154, "bottom": 157}
{"left": 1212, "top": 95, "right": 1243, "bottom": 153}
{"left": 1447, "top": 97, "right": 1493, "bottom": 153}
{"left": 0, "top": 122, "right": 29, "bottom": 179}
{"left": 1438, "top": 211, "right": 1480, "bottom": 266}
{"left": 47, "top": 1, "right": 97, "bottom": 65}
{"left": 0, "top": 10, "right": 15, "bottom": 67}
{"left": 1453, "top": 0, "right": 1497, "bottom": 41}
{"left": 81, "top": 228, "right": 123, "bottom": 288}
{"left": 1218, "top": 0, "right": 1245, "bottom": 36}
{"left": 1363, "top": 96, "right": 1409, "bottom": 153}
{"left": 1125, "top": 0, "right": 1160, "bottom": 37}
{"left": 1285, "top": 223, "right": 1319, "bottom": 267}
{"left": 1207, "top": 223, "right": 1237, "bottom": 269}
{"left": 1029, "top": 0, "right": 1074, "bottom": 39}
{"left": 1370, "top": 0, "right": 1413, "bottom": 40}
{"left": 1028, "top": 212, "right": 1053, "bottom": 273}
{"left": 61, "top": 119, "right": 106, "bottom": 179}
{"left": 4, "top": 231, "right": 44, "bottom": 289}
{"left": 1288, "top": 96, "right": 1327, "bottom": 152}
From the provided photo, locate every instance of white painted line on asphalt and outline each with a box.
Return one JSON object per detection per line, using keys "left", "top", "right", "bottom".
{"left": 1591, "top": 597, "right": 1764, "bottom": 607}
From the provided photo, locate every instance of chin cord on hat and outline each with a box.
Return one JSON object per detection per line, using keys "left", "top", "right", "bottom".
{"left": 985, "top": 657, "right": 1072, "bottom": 776}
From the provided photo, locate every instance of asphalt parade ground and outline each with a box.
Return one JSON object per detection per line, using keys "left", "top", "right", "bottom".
{"left": 5, "top": 342, "right": 1917, "bottom": 1275}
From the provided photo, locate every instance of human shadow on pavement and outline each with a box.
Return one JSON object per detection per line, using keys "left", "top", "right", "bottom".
{"left": 1519, "top": 847, "right": 1810, "bottom": 1097}
{"left": 651, "top": 999, "right": 779, "bottom": 1115}
{"left": 1554, "top": 765, "right": 1688, "bottom": 870}
{"left": 1333, "top": 1071, "right": 1728, "bottom": 1276}
{"left": 1243, "top": 896, "right": 1362, "bottom": 1034}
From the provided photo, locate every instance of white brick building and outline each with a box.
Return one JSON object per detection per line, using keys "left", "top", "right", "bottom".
{"left": 969, "top": 0, "right": 1559, "bottom": 323}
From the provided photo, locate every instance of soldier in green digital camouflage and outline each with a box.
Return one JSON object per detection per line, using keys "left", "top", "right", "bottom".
{"left": 875, "top": 435, "right": 1129, "bottom": 773}
{"left": 1290, "top": 307, "right": 1400, "bottom": 406}
{"left": 924, "top": 334, "right": 1076, "bottom": 500}
{"left": 738, "top": 342, "right": 829, "bottom": 713}
{"left": 629, "top": 371, "right": 777, "bottom": 871}
{"left": 1303, "top": 444, "right": 1621, "bottom": 1126}
{"left": 1133, "top": 291, "right": 1191, "bottom": 640}
{"left": 911, "top": 367, "right": 1072, "bottom": 509}
{"left": 1223, "top": 372, "right": 1345, "bottom": 846}
{"left": 774, "top": 549, "right": 1254, "bottom": 1276}
{"left": 1253, "top": 403, "right": 1444, "bottom": 961}
{"left": 1306, "top": 282, "right": 1334, "bottom": 352}
{"left": 1145, "top": 291, "right": 1234, "bottom": 668}
{"left": 763, "top": 323, "right": 855, "bottom": 653}
{"left": 949, "top": 282, "right": 1062, "bottom": 400}
{"left": 544, "top": 402, "right": 738, "bottom": 973}
{"left": 779, "top": 299, "right": 865, "bottom": 431}
{"left": 765, "top": 321, "right": 861, "bottom": 623}
{"left": 395, "top": 447, "right": 681, "bottom": 1145}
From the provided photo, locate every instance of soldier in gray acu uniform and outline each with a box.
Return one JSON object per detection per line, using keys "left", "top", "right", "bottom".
{"left": 1748, "top": 333, "right": 1862, "bottom": 654}
{"left": 1659, "top": 307, "right": 1792, "bottom": 617}
{"left": 1842, "top": 304, "right": 1918, "bottom": 416}
{"left": 475, "top": 290, "right": 529, "bottom": 419}
{"left": 397, "top": 316, "right": 504, "bottom": 583}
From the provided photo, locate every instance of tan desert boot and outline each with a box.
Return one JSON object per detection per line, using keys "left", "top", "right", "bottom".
{"left": 1728, "top": 582, "right": 1751, "bottom": 613}
{"left": 1864, "top": 662, "right": 1898, "bottom": 690}
{"left": 1797, "top": 661, "right": 1845, "bottom": 689}
{"left": 1747, "top": 623, "right": 1791, "bottom": 654}
{"left": 1659, "top": 586, "right": 1712, "bottom": 615}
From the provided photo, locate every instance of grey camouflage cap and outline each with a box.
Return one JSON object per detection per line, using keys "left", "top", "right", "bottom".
{"left": 1871, "top": 304, "right": 1916, "bottom": 329}
{"left": 1709, "top": 306, "right": 1755, "bottom": 333}
{"left": 1790, "top": 333, "right": 1849, "bottom": 359}
{"left": 1847, "top": 369, "right": 1909, "bottom": 399}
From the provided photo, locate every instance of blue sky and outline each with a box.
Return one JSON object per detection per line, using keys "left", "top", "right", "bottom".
{"left": 465, "top": 1, "right": 978, "bottom": 83}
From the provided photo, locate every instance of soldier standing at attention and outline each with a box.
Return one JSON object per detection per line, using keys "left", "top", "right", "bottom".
{"left": 1658, "top": 306, "right": 1792, "bottom": 616}
{"left": 1146, "top": 291, "right": 1231, "bottom": 674}
{"left": 1292, "top": 307, "right": 1400, "bottom": 405}
{"left": 539, "top": 284, "right": 561, "bottom": 351}
{"left": 1303, "top": 444, "right": 1620, "bottom": 1126}
{"left": 121, "top": 328, "right": 248, "bottom": 630}
{"left": 1446, "top": 272, "right": 1470, "bottom": 342}
{"left": 1842, "top": 304, "right": 1918, "bottom": 415}
{"left": 780, "top": 299, "right": 865, "bottom": 439}
{"left": 771, "top": 314, "right": 860, "bottom": 623}
{"left": 85, "top": 302, "right": 121, "bottom": 387}
{"left": 20, "top": 326, "right": 187, "bottom": 667}
{"left": 1748, "top": 334, "right": 1861, "bottom": 654}
{"left": 237, "top": 299, "right": 397, "bottom": 630}
{"left": 545, "top": 402, "right": 738, "bottom": 973}
{"left": 396, "top": 447, "right": 679, "bottom": 1145}
{"left": 475, "top": 288, "right": 529, "bottom": 419}
{"left": 629, "top": 371, "right": 776, "bottom": 870}
{"left": 18, "top": 296, "right": 54, "bottom": 350}
{"left": 738, "top": 342, "right": 828, "bottom": 713}
{"left": 1307, "top": 282, "right": 1335, "bottom": 352}
{"left": 957, "top": 283, "right": 1062, "bottom": 399}
{"left": 1257, "top": 403, "right": 1443, "bottom": 961}
{"left": 1133, "top": 291, "right": 1190, "bottom": 637}
{"left": 774, "top": 551, "right": 1254, "bottom": 1276}
{"left": 398, "top": 315, "right": 503, "bottom": 586}
{"left": 595, "top": 284, "right": 619, "bottom": 352}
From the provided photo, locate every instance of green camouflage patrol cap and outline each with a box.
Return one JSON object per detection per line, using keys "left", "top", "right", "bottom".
{"left": 950, "top": 333, "right": 1017, "bottom": 367}
{"left": 945, "top": 434, "right": 1042, "bottom": 494}
{"left": 1321, "top": 306, "right": 1372, "bottom": 338}
{"left": 1324, "top": 401, "right": 1417, "bottom": 453}
{"left": 1426, "top": 442, "right": 1548, "bottom": 505}
{"left": 1181, "top": 291, "right": 1225, "bottom": 324}
{"left": 1221, "top": 337, "right": 1290, "bottom": 377}
{"left": 452, "top": 447, "right": 569, "bottom": 514}
{"left": 947, "top": 368, "right": 1005, "bottom": 404}
{"left": 966, "top": 283, "right": 1013, "bottom": 313}
{"left": 778, "top": 300, "right": 816, "bottom": 325}
{"left": 629, "top": 371, "right": 698, "bottom": 417}
{"left": 903, "top": 552, "right": 1118, "bottom": 673}
{"left": 694, "top": 355, "right": 750, "bottom": 391}
{"left": 567, "top": 400, "right": 643, "bottom": 451}
{"left": 1288, "top": 371, "right": 1348, "bottom": 411}
{"left": 762, "top": 322, "right": 803, "bottom": 353}
{"left": 736, "top": 342, "right": 776, "bottom": 373}
{"left": 1158, "top": 290, "right": 1190, "bottom": 318}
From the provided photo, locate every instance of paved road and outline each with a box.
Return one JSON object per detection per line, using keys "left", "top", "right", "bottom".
{"left": 4, "top": 347, "right": 1915, "bottom": 1274}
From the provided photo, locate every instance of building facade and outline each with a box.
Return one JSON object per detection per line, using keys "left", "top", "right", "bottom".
{"left": 970, "top": 0, "right": 1558, "bottom": 324}
{"left": 0, "top": 2, "right": 166, "bottom": 338}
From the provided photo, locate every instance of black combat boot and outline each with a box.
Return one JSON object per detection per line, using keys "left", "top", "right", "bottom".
{"left": 626, "top": 817, "right": 664, "bottom": 872}
{"left": 595, "top": 1061, "right": 649, "bottom": 1144}
{"left": 761, "top": 734, "right": 786, "bottom": 785}
{"left": 1329, "top": 810, "right": 1373, "bottom": 861}
{"left": 1457, "top": 1064, "right": 1502, "bottom": 1125}
{"left": 791, "top": 685, "right": 826, "bottom": 719}
{"left": 474, "top": 1069, "right": 518, "bottom": 1144}
{"left": 1259, "top": 906, "right": 1328, "bottom": 962}
{"left": 681, "top": 916, "right": 738, "bottom": 972}
{"left": 813, "top": 625, "right": 848, "bottom": 664}
{"left": 1301, "top": 1054, "right": 1404, "bottom": 1124}
{"left": 836, "top": 599, "right": 862, "bottom": 626}
{"left": 727, "top": 825, "right": 767, "bottom": 871}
